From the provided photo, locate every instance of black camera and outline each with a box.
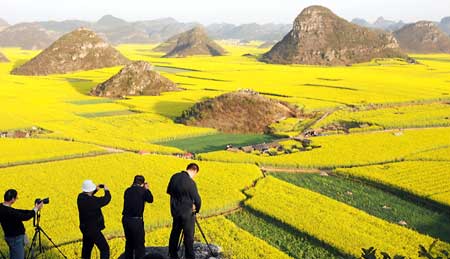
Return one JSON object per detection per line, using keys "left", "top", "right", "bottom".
{"left": 98, "top": 184, "right": 105, "bottom": 188}
{"left": 35, "top": 197, "right": 50, "bottom": 204}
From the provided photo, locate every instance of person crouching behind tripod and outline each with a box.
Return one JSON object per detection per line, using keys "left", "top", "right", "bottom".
{"left": 122, "top": 175, "right": 154, "bottom": 259}
{"left": 167, "top": 163, "right": 201, "bottom": 259}
{"left": 77, "top": 180, "right": 111, "bottom": 259}
{"left": 0, "top": 189, "right": 43, "bottom": 259}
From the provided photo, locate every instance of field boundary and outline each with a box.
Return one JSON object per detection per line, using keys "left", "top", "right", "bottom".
{"left": 0, "top": 150, "right": 114, "bottom": 169}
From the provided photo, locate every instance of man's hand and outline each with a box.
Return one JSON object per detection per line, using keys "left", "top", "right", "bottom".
{"left": 144, "top": 182, "right": 149, "bottom": 190}
{"left": 34, "top": 202, "right": 44, "bottom": 212}
{"left": 103, "top": 185, "right": 109, "bottom": 191}
{"left": 192, "top": 204, "right": 197, "bottom": 213}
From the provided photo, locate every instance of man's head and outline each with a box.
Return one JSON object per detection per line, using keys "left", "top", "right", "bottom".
{"left": 4, "top": 189, "right": 18, "bottom": 205}
{"left": 186, "top": 163, "right": 199, "bottom": 178}
{"left": 133, "top": 175, "right": 146, "bottom": 186}
{"left": 82, "top": 180, "right": 97, "bottom": 195}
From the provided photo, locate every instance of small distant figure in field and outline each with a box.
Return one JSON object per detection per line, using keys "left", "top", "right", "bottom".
{"left": 77, "top": 180, "right": 111, "bottom": 259}
{"left": 167, "top": 163, "right": 202, "bottom": 259}
{"left": 122, "top": 175, "right": 154, "bottom": 259}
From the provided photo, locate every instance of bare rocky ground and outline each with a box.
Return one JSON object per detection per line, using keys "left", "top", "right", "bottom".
{"left": 118, "top": 243, "right": 223, "bottom": 259}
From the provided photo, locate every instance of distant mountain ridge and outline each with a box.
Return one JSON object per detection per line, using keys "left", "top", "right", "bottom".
{"left": 0, "top": 15, "right": 291, "bottom": 48}
{"left": 0, "top": 22, "right": 57, "bottom": 50}
{"left": 351, "top": 17, "right": 405, "bottom": 31}
{"left": 0, "top": 18, "right": 9, "bottom": 31}
{"left": 1, "top": 14, "right": 450, "bottom": 49}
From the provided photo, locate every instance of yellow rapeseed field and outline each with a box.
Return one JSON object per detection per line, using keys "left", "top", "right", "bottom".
{"left": 1, "top": 44, "right": 450, "bottom": 258}
{"left": 0, "top": 153, "right": 262, "bottom": 244}
{"left": 245, "top": 176, "right": 450, "bottom": 258}
{"left": 335, "top": 161, "right": 450, "bottom": 207}
{"left": 199, "top": 127, "right": 450, "bottom": 168}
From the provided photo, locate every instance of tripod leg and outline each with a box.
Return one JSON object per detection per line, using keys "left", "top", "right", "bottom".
{"left": 37, "top": 227, "right": 67, "bottom": 259}
{"left": 177, "top": 232, "right": 184, "bottom": 252}
{"left": 38, "top": 230, "right": 42, "bottom": 253}
{"left": 195, "top": 218, "right": 216, "bottom": 257}
{"left": 27, "top": 230, "right": 39, "bottom": 259}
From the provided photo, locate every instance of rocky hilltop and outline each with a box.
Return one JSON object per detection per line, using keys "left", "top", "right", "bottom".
{"left": 0, "top": 52, "right": 9, "bottom": 62}
{"left": 394, "top": 21, "right": 450, "bottom": 53}
{"left": 91, "top": 61, "right": 179, "bottom": 98}
{"left": 156, "top": 27, "right": 226, "bottom": 58}
{"left": 261, "top": 6, "right": 409, "bottom": 66}
{"left": 0, "top": 23, "right": 56, "bottom": 50}
{"left": 176, "top": 90, "right": 301, "bottom": 134}
{"left": 11, "top": 28, "right": 129, "bottom": 75}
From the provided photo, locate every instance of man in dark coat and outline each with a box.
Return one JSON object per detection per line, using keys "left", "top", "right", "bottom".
{"left": 122, "top": 175, "right": 154, "bottom": 259}
{"left": 77, "top": 180, "right": 111, "bottom": 259}
{"left": 0, "top": 189, "right": 43, "bottom": 259}
{"left": 167, "top": 163, "right": 201, "bottom": 259}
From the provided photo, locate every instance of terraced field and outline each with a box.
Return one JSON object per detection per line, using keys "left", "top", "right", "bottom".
{"left": 1, "top": 45, "right": 450, "bottom": 258}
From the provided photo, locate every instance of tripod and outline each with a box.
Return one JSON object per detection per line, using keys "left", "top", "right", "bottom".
{"left": 27, "top": 211, "right": 67, "bottom": 259}
{"left": 195, "top": 217, "right": 217, "bottom": 257}
{"left": 176, "top": 215, "right": 217, "bottom": 258}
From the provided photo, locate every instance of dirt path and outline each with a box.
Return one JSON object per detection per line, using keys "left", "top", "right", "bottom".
{"left": 0, "top": 151, "right": 116, "bottom": 169}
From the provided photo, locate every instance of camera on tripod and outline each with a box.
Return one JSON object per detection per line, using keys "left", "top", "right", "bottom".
{"left": 34, "top": 197, "right": 50, "bottom": 205}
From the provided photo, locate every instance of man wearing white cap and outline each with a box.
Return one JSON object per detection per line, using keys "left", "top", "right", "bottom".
{"left": 77, "top": 180, "right": 111, "bottom": 259}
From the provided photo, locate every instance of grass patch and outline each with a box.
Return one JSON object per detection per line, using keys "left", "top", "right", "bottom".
{"left": 68, "top": 99, "right": 115, "bottom": 105}
{"left": 157, "top": 133, "right": 279, "bottom": 153}
{"left": 302, "top": 83, "right": 358, "bottom": 91}
{"left": 77, "top": 110, "right": 137, "bottom": 118}
{"left": 154, "top": 65, "right": 198, "bottom": 74}
{"left": 227, "top": 209, "right": 349, "bottom": 259}
{"left": 271, "top": 172, "right": 450, "bottom": 243}
{"left": 175, "top": 74, "right": 232, "bottom": 82}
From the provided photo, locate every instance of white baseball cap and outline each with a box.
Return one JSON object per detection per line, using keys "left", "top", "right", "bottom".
{"left": 82, "top": 180, "right": 97, "bottom": 193}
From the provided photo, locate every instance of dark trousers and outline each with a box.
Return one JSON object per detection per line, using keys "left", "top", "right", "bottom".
{"left": 122, "top": 217, "right": 145, "bottom": 259}
{"left": 4, "top": 235, "right": 25, "bottom": 259}
{"left": 168, "top": 213, "right": 195, "bottom": 259}
{"left": 81, "top": 231, "right": 110, "bottom": 259}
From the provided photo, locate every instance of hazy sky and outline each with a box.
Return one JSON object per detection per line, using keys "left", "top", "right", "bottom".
{"left": 1, "top": 0, "right": 449, "bottom": 25}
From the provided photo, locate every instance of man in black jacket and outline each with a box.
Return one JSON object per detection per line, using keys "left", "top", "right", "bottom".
{"left": 77, "top": 180, "right": 111, "bottom": 259}
{"left": 0, "top": 189, "right": 43, "bottom": 259}
{"left": 167, "top": 163, "right": 201, "bottom": 259}
{"left": 122, "top": 175, "right": 154, "bottom": 259}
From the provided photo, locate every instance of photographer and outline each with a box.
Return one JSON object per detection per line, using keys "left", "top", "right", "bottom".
{"left": 122, "top": 175, "right": 154, "bottom": 259}
{"left": 0, "top": 189, "right": 43, "bottom": 259}
{"left": 77, "top": 180, "right": 111, "bottom": 259}
{"left": 167, "top": 163, "right": 201, "bottom": 259}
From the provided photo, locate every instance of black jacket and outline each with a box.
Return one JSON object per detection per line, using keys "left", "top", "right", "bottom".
{"left": 77, "top": 190, "right": 111, "bottom": 234}
{"left": 122, "top": 185, "right": 153, "bottom": 218}
{"left": 167, "top": 171, "right": 201, "bottom": 217}
{"left": 0, "top": 204, "right": 35, "bottom": 237}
